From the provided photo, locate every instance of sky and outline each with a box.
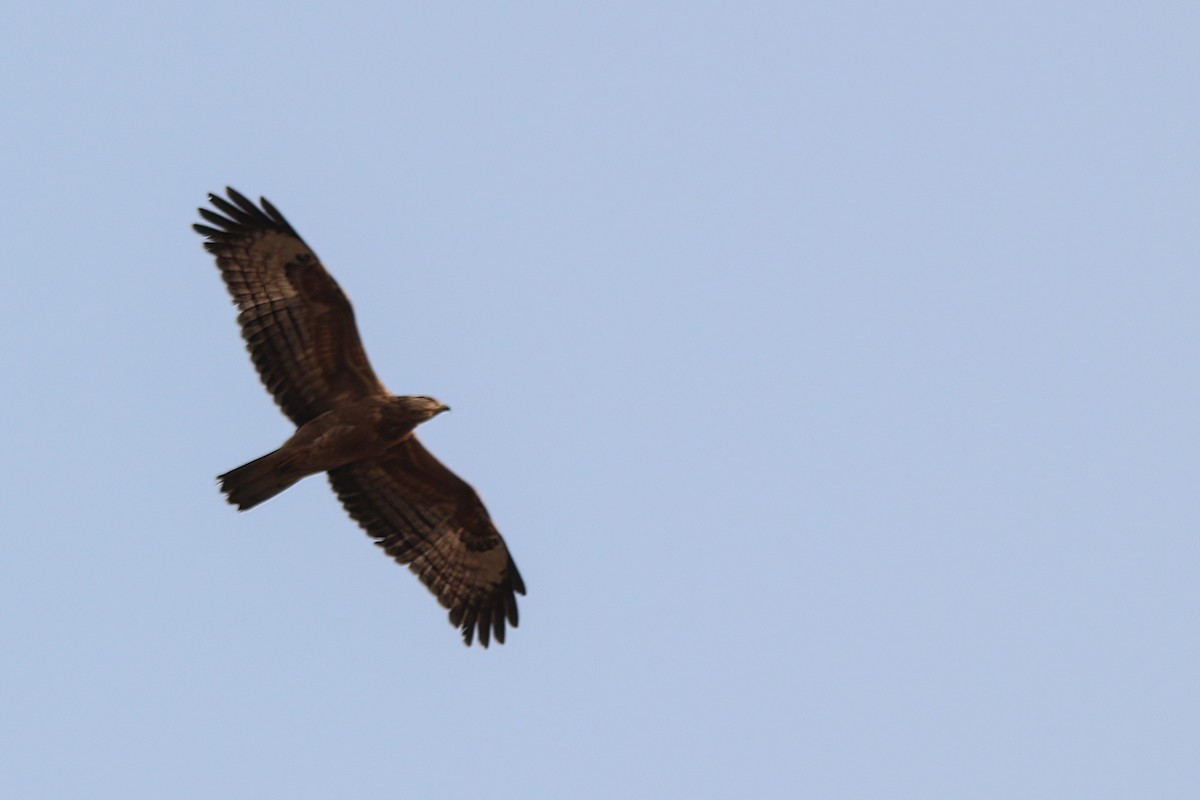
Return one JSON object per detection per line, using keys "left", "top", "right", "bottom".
{"left": 1, "top": 2, "right": 1197, "bottom": 797}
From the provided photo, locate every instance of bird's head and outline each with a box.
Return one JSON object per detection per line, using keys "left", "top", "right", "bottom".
{"left": 392, "top": 395, "right": 451, "bottom": 422}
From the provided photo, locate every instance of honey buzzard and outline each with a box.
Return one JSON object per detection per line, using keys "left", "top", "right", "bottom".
{"left": 194, "top": 188, "right": 524, "bottom": 647}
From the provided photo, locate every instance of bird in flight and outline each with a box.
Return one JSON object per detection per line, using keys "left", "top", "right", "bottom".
{"left": 194, "top": 188, "right": 524, "bottom": 646}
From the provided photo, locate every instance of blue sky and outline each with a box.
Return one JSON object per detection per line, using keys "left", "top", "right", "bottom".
{"left": 2, "top": 2, "right": 1197, "bottom": 797}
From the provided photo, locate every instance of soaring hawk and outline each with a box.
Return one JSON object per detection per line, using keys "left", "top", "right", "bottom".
{"left": 194, "top": 188, "right": 524, "bottom": 646}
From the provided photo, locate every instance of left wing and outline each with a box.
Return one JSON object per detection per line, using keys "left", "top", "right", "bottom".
{"left": 194, "top": 188, "right": 386, "bottom": 425}
{"left": 328, "top": 437, "right": 525, "bottom": 647}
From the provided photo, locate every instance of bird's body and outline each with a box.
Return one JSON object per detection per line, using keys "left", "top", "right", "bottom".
{"left": 194, "top": 188, "right": 524, "bottom": 646}
{"left": 219, "top": 395, "right": 448, "bottom": 510}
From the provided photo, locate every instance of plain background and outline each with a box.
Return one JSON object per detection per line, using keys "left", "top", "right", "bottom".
{"left": 2, "top": 2, "right": 1197, "bottom": 798}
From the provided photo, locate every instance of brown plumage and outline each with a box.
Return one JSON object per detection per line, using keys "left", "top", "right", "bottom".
{"left": 194, "top": 188, "right": 524, "bottom": 647}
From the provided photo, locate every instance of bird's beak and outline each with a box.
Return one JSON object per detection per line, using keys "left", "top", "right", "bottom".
{"left": 439, "top": 404, "right": 451, "bottom": 414}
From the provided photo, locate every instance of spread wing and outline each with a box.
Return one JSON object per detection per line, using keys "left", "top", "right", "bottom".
{"left": 328, "top": 437, "right": 525, "bottom": 647}
{"left": 194, "top": 188, "right": 386, "bottom": 425}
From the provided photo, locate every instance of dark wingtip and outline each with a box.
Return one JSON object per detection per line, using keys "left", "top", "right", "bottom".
{"left": 195, "top": 187, "right": 300, "bottom": 240}
{"left": 478, "top": 609, "right": 493, "bottom": 648}
{"left": 224, "top": 186, "right": 251, "bottom": 206}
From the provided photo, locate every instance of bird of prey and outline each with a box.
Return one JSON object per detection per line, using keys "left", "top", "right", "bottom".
{"left": 194, "top": 188, "right": 524, "bottom": 647}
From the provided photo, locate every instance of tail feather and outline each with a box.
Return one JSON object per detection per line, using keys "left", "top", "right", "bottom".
{"left": 219, "top": 450, "right": 303, "bottom": 511}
